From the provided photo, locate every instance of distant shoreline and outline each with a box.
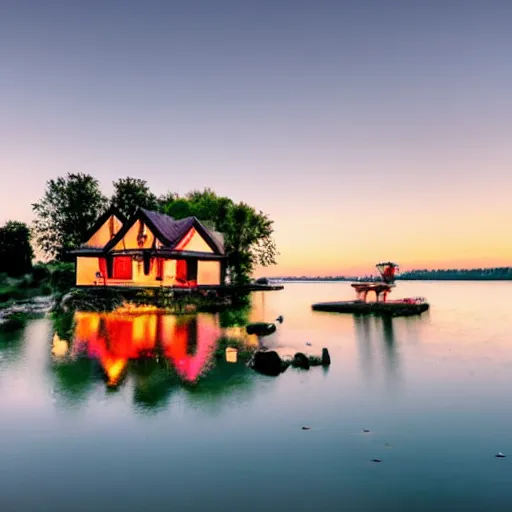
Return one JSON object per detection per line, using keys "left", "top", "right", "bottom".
{"left": 268, "top": 267, "right": 512, "bottom": 282}
{"left": 270, "top": 278, "right": 512, "bottom": 282}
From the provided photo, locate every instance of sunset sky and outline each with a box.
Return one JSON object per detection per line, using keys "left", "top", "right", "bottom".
{"left": 1, "top": 0, "right": 511, "bottom": 276}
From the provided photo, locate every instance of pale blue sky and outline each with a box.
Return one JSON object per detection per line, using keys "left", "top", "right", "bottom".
{"left": 1, "top": 0, "right": 511, "bottom": 273}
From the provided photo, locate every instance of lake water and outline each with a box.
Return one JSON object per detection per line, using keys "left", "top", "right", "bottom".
{"left": 1, "top": 281, "right": 512, "bottom": 511}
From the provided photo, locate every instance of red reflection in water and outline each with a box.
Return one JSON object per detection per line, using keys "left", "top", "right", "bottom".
{"left": 72, "top": 312, "right": 221, "bottom": 386}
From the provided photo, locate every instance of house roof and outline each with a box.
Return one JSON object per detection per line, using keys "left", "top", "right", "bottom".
{"left": 103, "top": 208, "right": 225, "bottom": 255}
{"left": 80, "top": 205, "right": 127, "bottom": 247}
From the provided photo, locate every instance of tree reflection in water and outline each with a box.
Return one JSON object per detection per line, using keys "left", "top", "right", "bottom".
{"left": 50, "top": 309, "right": 259, "bottom": 410}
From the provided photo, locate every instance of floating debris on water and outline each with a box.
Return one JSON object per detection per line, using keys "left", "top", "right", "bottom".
{"left": 301, "top": 426, "right": 311, "bottom": 430}
{"left": 371, "top": 458, "right": 382, "bottom": 463}
{"left": 496, "top": 452, "right": 506, "bottom": 458}
{"left": 363, "top": 429, "right": 371, "bottom": 433}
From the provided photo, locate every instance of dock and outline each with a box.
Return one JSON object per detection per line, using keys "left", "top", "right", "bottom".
{"left": 311, "top": 262, "right": 430, "bottom": 318}
{"left": 311, "top": 300, "right": 429, "bottom": 317}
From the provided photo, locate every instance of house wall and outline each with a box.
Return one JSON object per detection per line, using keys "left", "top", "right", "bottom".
{"left": 163, "top": 259, "right": 177, "bottom": 283}
{"left": 76, "top": 257, "right": 103, "bottom": 286}
{"left": 76, "top": 255, "right": 222, "bottom": 287}
{"left": 175, "top": 227, "right": 214, "bottom": 253}
{"left": 85, "top": 215, "right": 123, "bottom": 248}
{"left": 197, "top": 261, "right": 221, "bottom": 285}
{"left": 113, "top": 220, "right": 157, "bottom": 251}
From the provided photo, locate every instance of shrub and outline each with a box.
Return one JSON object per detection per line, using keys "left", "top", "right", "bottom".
{"left": 0, "top": 312, "right": 27, "bottom": 332}
{"left": 32, "top": 264, "right": 51, "bottom": 284}
{"left": 19, "top": 274, "right": 34, "bottom": 289}
{"left": 39, "top": 283, "right": 53, "bottom": 296}
{"left": 0, "top": 286, "right": 26, "bottom": 303}
{"left": 50, "top": 263, "right": 75, "bottom": 294}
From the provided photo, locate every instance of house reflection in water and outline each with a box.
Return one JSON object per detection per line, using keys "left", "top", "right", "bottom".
{"left": 72, "top": 312, "right": 224, "bottom": 386}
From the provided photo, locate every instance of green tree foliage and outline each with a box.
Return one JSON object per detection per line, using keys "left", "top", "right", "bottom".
{"left": 160, "top": 188, "right": 278, "bottom": 284}
{"left": 32, "top": 173, "right": 107, "bottom": 261}
{"left": 110, "top": 177, "right": 158, "bottom": 219}
{"left": 0, "top": 221, "right": 34, "bottom": 277}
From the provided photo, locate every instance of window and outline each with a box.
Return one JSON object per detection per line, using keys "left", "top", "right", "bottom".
{"left": 156, "top": 258, "right": 164, "bottom": 281}
{"left": 176, "top": 260, "right": 187, "bottom": 283}
{"left": 175, "top": 259, "right": 197, "bottom": 286}
{"left": 137, "top": 221, "right": 148, "bottom": 248}
{"left": 112, "top": 256, "right": 132, "bottom": 280}
{"left": 187, "top": 260, "right": 198, "bottom": 282}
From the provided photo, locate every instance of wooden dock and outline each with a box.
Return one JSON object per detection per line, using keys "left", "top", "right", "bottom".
{"left": 311, "top": 300, "right": 429, "bottom": 317}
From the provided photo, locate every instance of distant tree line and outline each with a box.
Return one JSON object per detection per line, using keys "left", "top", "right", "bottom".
{"left": 273, "top": 276, "right": 355, "bottom": 281}
{"left": 397, "top": 268, "right": 512, "bottom": 280}
{"left": 272, "top": 268, "right": 512, "bottom": 281}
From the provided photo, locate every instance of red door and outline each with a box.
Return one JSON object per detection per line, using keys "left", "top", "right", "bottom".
{"left": 113, "top": 256, "right": 132, "bottom": 280}
{"left": 176, "top": 260, "right": 187, "bottom": 284}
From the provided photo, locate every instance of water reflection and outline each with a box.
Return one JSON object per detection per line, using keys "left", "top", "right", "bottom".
{"left": 69, "top": 312, "right": 223, "bottom": 386}
{"left": 49, "top": 310, "right": 260, "bottom": 410}
{"left": 353, "top": 315, "right": 399, "bottom": 386}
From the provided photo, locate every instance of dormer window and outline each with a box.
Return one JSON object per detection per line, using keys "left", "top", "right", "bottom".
{"left": 109, "top": 216, "right": 115, "bottom": 239}
{"left": 137, "top": 222, "right": 147, "bottom": 248}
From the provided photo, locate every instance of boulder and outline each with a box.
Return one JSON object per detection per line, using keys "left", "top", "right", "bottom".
{"left": 292, "top": 352, "right": 310, "bottom": 370}
{"left": 251, "top": 350, "right": 284, "bottom": 376}
{"left": 246, "top": 322, "right": 277, "bottom": 336}
{"left": 321, "top": 348, "right": 331, "bottom": 366}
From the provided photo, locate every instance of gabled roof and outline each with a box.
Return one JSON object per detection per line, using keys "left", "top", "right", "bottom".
{"left": 104, "top": 208, "right": 224, "bottom": 255}
{"left": 80, "top": 205, "right": 127, "bottom": 247}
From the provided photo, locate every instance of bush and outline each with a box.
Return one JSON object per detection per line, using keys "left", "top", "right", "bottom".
{"left": 50, "top": 263, "right": 75, "bottom": 294}
{"left": 32, "top": 264, "right": 51, "bottom": 284}
{"left": 19, "top": 274, "right": 34, "bottom": 289}
{"left": 0, "top": 286, "right": 27, "bottom": 303}
{"left": 0, "top": 312, "right": 27, "bottom": 332}
{"left": 39, "top": 283, "right": 53, "bottom": 296}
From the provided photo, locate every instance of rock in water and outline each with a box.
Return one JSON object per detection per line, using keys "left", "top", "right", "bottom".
{"left": 251, "top": 350, "right": 283, "bottom": 376}
{"left": 246, "top": 322, "right": 277, "bottom": 336}
{"left": 321, "top": 348, "right": 331, "bottom": 366}
{"left": 292, "top": 352, "right": 310, "bottom": 370}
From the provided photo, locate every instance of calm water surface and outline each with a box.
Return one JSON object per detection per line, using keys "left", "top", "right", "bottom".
{"left": 1, "top": 282, "right": 512, "bottom": 511}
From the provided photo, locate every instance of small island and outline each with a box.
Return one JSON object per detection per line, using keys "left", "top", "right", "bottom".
{"left": 1, "top": 174, "right": 282, "bottom": 327}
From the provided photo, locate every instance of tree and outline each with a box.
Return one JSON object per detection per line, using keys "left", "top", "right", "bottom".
{"left": 159, "top": 189, "right": 278, "bottom": 284}
{"left": 0, "top": 221, "right": 34, "bottom": 277}
{"left": 32, "top": 173, "right": 107, "bottom": 261}
{"left": 220, "top": 202, "right": 278, "bottom": 284}
{"left": 110, "top": 177, "right": 158, "bottom": 219}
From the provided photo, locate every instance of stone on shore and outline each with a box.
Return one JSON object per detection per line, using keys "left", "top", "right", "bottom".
{"left": 292, "top": 352, "right": 310, "bottom": 370}
{"left": 246, "top": 322, "right": 277, "bottom": 336}
{"left": 321, "top": 348, "right": 331, "bottom": 366}
{"left": 251, "top": 350, "right": 284, "bottom": 376}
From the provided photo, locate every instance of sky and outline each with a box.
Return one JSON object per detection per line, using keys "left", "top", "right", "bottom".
{"left": 1, "top": 0, "right": 511, "bottom": 276}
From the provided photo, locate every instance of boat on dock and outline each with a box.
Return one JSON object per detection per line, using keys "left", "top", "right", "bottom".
{"left": 311, "top": 262, "right": 430, "bottom": 317}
